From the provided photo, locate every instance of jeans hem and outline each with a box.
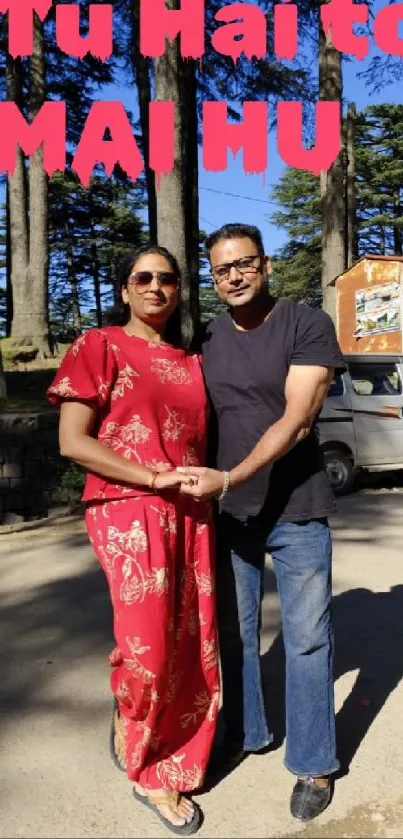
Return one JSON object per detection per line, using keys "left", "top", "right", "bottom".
{"left": 284, "top": 759, "right": 340, "bottom": 777}
{"left": 244, "top": 734, "right": 273, "bottom": 752}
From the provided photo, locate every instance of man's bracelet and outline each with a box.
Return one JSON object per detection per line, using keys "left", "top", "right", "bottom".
{"left": 218, "top": 470, "right": 230, "bottom": 501}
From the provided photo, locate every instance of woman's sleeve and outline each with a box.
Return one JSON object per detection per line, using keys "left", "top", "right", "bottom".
{"left": 46, "top": 330, "right": 117, "bottom": 408}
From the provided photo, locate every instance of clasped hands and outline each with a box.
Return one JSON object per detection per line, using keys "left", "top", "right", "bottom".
{"left": 151, "top": 466, "right": 226, "bottom": 501}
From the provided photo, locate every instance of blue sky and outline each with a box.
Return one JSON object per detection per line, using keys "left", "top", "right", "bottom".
{"left": 198, "top": 50, "right": 403, "bottom": 255}
{"left": 197, "top": 0, "right": 403, "bottom": 255}
{"left": 2, "top": 1, "right": 401, "bottom": 334}
{"left": 1, "top": 1, "right": 400, "bottom": 267}
{"left": 101, "top": 0, "right": 402, "bottom": 258}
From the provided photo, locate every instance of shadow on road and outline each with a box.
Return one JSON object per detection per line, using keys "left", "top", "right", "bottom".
{"left": 0, "top": 532, "right": 112, "bottom": 720}
{"left": 333, "top": 584, "right": 403, "bottom": 772}
{"left": 2, "top": 502, "right": 403, "bottom": 786}
{"left": 260, "top": 583, "right": 403, "bottom": 776}
{"left": 330, "top": 491, "right": 402, "bottom": 543}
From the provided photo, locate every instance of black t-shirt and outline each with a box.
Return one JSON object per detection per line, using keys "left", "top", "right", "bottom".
{"left": 202, "top": 297, "right": 346, "bottom": 523}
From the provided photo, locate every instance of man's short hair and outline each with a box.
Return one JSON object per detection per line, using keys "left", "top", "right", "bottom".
{"left": 205, "top": 223, "right": 265, "bottom": 259}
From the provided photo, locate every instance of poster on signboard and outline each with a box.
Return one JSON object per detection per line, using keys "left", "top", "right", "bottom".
{"left": 354, "top": 282, "right": 401, "bottom": 337}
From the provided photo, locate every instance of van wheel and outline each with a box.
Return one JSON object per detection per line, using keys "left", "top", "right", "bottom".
{"left": 323, "top": 449, "right": 355, "bottom": 495}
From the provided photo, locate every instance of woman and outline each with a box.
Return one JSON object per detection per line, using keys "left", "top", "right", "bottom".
{"left": 47, "top": 244, "right": 220, "bottom": 836}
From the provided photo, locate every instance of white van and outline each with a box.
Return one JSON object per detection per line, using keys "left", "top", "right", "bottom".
{"left": 318, "top": 353, "right": 403, "bottom": 494}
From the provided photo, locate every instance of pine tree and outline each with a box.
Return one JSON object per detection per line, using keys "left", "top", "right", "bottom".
{"left": 356, "top": 105, "right": 403, "bottom": 256}
{"left": 48, "top": 168, "right": 145, "bottom": 342}
{"left": 269, "top": 104, "right": 403, "bottom": 303}
{"left": 270, "top": 169, "right": 322, "bottom": 306}
{"left": 5, "top": 0, "right": 116, "bottom": 356}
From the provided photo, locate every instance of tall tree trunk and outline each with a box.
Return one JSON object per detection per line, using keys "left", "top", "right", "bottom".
{"left": 182, "top": 60, "right": 200, "bottom": 328}
{"left": 7, "top": 55, "right": 30, "bottom": 344}
{"left": 0, "top": 348, "right": 6, "bottom": 400}
{"left": 27, "top": 14, "right": 50, "bottom": 356}
{"left": 154, "top": 1, "right": 197, "bottom": 346}
{"left": 379, "top": 225, "right": 386, "bottom": 255}
{"left": 8, "top": 18, "right": 50, "bottom": 355}
{"left": 64, "top": 220, "right": 82, "bottom": 335}
{"left": 132, "top": 0, "right": 157, "bottom": 240}
{"left": 319, "top": 20, "right": 345, "bottom": 321}
{"left": 392, "top": 193, "right": 402, "bottom": 256}
{"left": 0, "top": 6, "right": 9, "bottom": 394}
{"left": 5, "top": 179, "right": 12, "bottom": 336}
{"left": 345, "top": 102, "right": 357, "bottom": 268}
{"left": 89, "top": 213, "right": 103, "bottom": 327}
{"left": 392, "top": 220, "right": 402, "bottom": 256}
{"left": 0, "top": 180, "right": 6, "bottom": 398}
{"left": 111, "top": 257, "right": 119, "bottom": 307}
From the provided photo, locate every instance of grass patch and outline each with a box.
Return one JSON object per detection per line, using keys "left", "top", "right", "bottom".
{"left": 1, "top": 338, "right": 70, "bottom": 370}
{"left": 1, "top": 339, "right": 71, "bottom": 413}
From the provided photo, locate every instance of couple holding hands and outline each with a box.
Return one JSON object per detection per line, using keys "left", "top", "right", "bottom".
{"left": 48, "top": 223, "right": 344, "bottom": 834}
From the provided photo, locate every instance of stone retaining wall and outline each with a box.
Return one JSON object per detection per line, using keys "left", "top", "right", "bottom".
{"left": 0, "top": 411, "right": 70, "bottom": 523}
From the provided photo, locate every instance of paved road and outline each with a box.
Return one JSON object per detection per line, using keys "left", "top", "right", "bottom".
{"left": 1, "top": 491, "right": 403, "bottom": 838}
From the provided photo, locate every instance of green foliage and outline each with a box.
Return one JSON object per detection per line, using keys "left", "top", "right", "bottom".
{"left": 270, "top": 246, "right": 322, "bottom": 308}
{"left": 356, "top": 104, "right": 403, "bottom": 256}
{"left": 269, "top": 169, "right": 322, "bottom": 304}
{"left": 45, "top": 461, "right": 85, "bottom": 507}
{"left": 200, "top": 0, "right": 316, "bottom": 116}
{"left": 271, "top": 170, "right": 322, "bottom": 241}
{"left": 198, "top": 230, "right": 226, "bottom": 322}
{"left": 270, "top": 104, "right": 403, "bottom": 303}
{"left": 48, "top": 169, "right": 145, "bottom": 341}
{"left": 199, "top": 285, "right": 226, "bottom": 323}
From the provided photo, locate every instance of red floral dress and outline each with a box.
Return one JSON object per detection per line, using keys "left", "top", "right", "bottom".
{"left": 47, "top": 327, "right": 220, "bottom": 791}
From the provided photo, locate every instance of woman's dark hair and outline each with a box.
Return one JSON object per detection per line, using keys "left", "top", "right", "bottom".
{"left": 110, "top": 244, "right": 182, "bottom": 348}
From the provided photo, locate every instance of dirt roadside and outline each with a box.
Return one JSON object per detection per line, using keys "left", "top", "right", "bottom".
{"left": 1, "top": 490, "right": 403, "bottom": 838}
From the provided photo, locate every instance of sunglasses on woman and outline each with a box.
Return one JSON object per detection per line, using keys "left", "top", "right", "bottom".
{"left": 129, "top": 270, "right": 180, "bottom": 293}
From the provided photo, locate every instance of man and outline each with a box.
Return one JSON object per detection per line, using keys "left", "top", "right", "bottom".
{"left": 179, "top": 223, "right": 345, "bottom": 823}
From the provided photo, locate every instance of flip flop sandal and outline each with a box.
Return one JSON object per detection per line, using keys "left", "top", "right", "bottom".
{"left": 133, "top": 788, "right": 202, "bottom": 836}
{"left": 109, "top": 697, "right": 126, "bottom": 773}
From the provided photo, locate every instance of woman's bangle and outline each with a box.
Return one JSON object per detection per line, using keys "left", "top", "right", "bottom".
{"left": 218, "top": 470, "right": 230, "bottom": 501}
{"left": 148, "top": 470, "right": 158, "bottom": 491}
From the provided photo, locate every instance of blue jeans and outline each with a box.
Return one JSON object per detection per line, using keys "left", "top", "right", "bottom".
{"left": 216, "top": 513, "right": 340, "bottom": 777}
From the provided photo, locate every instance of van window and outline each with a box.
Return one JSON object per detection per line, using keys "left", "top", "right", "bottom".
{"left": 328, "top": 374, "right": 344, "bottom": 397}
{"left": 348, "top": 362, "right": 402, "bottom": 396}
